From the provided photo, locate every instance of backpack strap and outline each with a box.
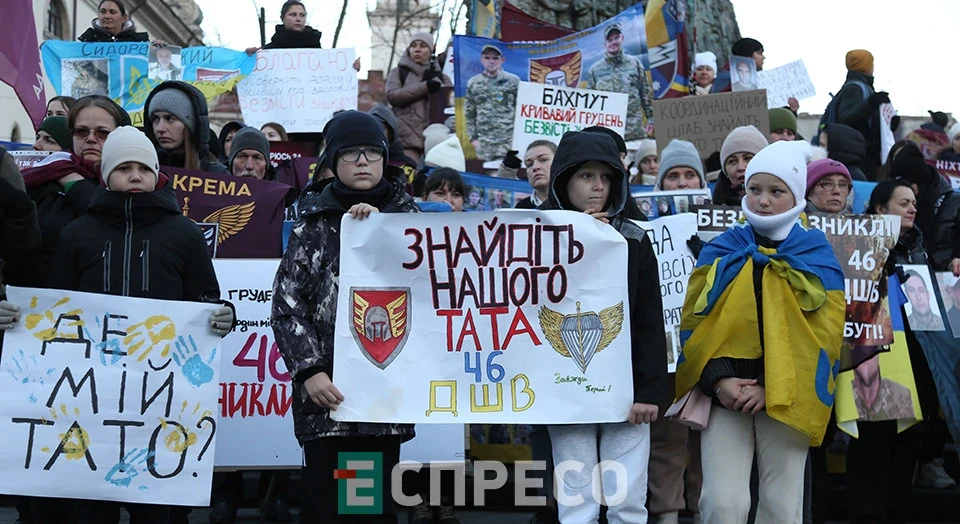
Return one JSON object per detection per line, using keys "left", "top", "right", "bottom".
{"left": 398, "top": 65, "right": 411, "bottom": 86}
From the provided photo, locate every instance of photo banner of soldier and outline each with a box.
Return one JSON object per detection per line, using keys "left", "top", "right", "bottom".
{"left": 330, "top": 211, "right": 635, "bottom": 424}
{"left": 632, "top": 188, "right": 711, "bottom": 219}
{"left": 211, "top": 260, "right": 465, "bottom": 468}
{"left": 237, "top": 48, "right": 357, "bottom": 133}
{"left": 653, "top": 90, "right": 769, "bottom": 160}
{"left": 165, "top": 167, "right": 294, "bottom": 259}
{"left": 635, "top": 213, "right": 697, "bottom": 372}
{"left": 0, "top": 287, "right": 222, "bottom": 505}
{"left": 836, "top": 273, "right": 921, "bottom": 437}
{"left": 40, "top": 42, "right": 256, "bottom": 127}
{"left": 755, "top": 59, "right": 816, "bottom": 109}
{"left": 919, "top": 273, "right": 960, "bottom": 443}
{"left": 453, "top": 2, "right": 652, "bottom": 160}
{"left": 511, "top": 81, "right": 628, "bottom": 153}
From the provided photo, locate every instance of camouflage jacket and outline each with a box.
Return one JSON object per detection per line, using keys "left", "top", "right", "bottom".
{"left": 586, "top": 52, "right": 654, "bottom": 140}
{"left": 465, "top": 70, "right": 521, "bottom": 160}
{"left": 271, "top": 178, "right": 419, "bottom": 444}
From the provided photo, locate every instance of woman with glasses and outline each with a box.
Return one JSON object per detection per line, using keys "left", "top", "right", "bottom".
{"left": 805, "top": 159, "right": 853, "bottom": 214}
{"left": 143, "top": 81, "right": 229, "bottom": 175}
{"left": 19, "top": 96, "right": 129, "bottom": 288}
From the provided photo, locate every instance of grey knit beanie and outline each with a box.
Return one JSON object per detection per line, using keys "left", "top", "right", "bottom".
{"left": 148, "top": 88, "right": 196, "bottom": 134}
{"left": 656, "top": 139, "right": 705, "bottom": 189}
{"left": 229, "top": 127, "right": 271, "bottom": 172}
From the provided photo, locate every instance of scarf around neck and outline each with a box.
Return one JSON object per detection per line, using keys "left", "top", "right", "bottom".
{"left": 330, "top": 177, "right": 393, "bottom": 210}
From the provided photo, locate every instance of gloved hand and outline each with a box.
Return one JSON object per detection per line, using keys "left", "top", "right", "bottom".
{"left": 0, "top": 300, "right": 21, "bottom": 330}
{"left": 209, "top": 307, "right": 234, "bottom": 337}
{"left": 890, "top": 115, "right": 901, "bottom": 132}
{"left": 426, "top": 77, "right": 442, "bottom": 94}
{"left": 502, "top": 150, "right": 521, "bottom": 169}
{"left": 868, "top": 91, "right": 890, "bottom": 109}
{"left": 686, "top": 234, "right": 705, "bottom": 259}
{"left": 421, "top": 67, "right": 440, "bottom": 82}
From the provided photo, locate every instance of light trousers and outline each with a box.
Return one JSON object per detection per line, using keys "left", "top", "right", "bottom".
{"left": 549, "top": 422, "right": 650, "bottom": 524}
{"left": 700, "top": 407, "right": 808, "bottom": 524}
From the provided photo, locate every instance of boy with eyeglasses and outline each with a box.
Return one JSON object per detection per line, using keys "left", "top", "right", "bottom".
{"left": 272, "top": 111, "right": 419, "bottom": 522}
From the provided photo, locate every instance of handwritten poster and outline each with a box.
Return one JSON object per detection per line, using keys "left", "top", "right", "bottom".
{"left": 636, "top": 214, "right": 697, "bottom": 372}
{"left": 237, "top": 48, "right": 358, "bottom": 133}
{"left": 511, "top": 82, "right": 628, "bottom": 153}
{"left": 755, "top": 59, "right": 816, "bottom": 109}
{"left": 652, "top": 90, "right": 769, "bottom": 159}
{"left": 0, "top": 287, "right": 221, "bottom": 505}
{"left": 331, "top": 211, "right": 634, "bottom": 424}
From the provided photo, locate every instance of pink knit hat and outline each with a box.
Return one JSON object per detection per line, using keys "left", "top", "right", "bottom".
{"left": 805, "top": 159, "right": 851, "bottom": 196}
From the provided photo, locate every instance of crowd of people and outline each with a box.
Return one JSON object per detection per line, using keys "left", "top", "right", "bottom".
{"left": 0, "top": 1, "right": 959, "bottom": 524}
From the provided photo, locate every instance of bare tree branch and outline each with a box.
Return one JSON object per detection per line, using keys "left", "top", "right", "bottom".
{"left": 332, "top": 0, "right": 349, "bottom": 47}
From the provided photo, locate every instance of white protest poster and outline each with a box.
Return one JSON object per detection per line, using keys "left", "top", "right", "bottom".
{"left": 635, "top": 214, "right": 697, "bottom": 372}
{"left": 879, "top": 102, "right": 897, "bottom": 164}
{"left": 331, "top": 211, "right": 634, "bottom": 424}
{"left": 756, "top": 59, "right": 816, "bottom": 108}
{"left": 237, "top": 48, "right": 357, "bottom": 133}
{"left": 512, "top": 81, "right": 629, "bottom": 154}
{"left": 212, "top": 260, "right": 465, "bottom": 468}
{"left": 0, "top": 287, "right": 222, "bottom": 505}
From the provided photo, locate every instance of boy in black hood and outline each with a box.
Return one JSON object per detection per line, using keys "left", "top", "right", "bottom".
{"left": 540, "top": 131, "right": 667, "bottom": 522}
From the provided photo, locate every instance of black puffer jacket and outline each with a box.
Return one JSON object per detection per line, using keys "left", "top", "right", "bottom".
{"left": 834, "top": 71, "right": 881, "bottom": 179}
{"left": 272, "top": 176, "right": 419, "bottom": 444}
{"left": 826, "top": 123, "right": 868, "bottom": 181}
{"left": 540, "top": 131, "right": 668, "bottom": 407}
{"left": 143, "top": 81, "right": 229, "bottom": 175}
{"left": 916, "top": 172, "right": 960, "bottom": 271}
{"left": 263, "top": 25, "right": 322, "bottom": 49}
{"left": 78, "top": 19, "right": 148, "bottom": 43}
{"left": 49, "top": 180, "right": 220, "bottom": 302}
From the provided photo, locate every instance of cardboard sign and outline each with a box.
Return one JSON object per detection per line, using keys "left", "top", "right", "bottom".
{"left": 511, "top": 82, "right": 628, "bottom": 154}
{"left": 652, "top": 90, "right": 769, "bottom": 159}
{"left": 331, "top": 211, "right": 635, "bottom": 424}
{"left": 237, "top": 48, "right": 358, "bottom": 133}
{"left": 756, "top": 59, "right": 816, "bottom": 108}
{"left": 0, "top": 287, "right": 222, "bottom": 505}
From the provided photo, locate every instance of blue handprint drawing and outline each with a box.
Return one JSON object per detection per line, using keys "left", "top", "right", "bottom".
{"left": 171, "top": 335, "right": 216, "bottom": 387}
{"left": 104, "top": 447, "right": 155, "bottom": 488}
{"left": 6, "top": 349, "right": 57, "bottom": 403}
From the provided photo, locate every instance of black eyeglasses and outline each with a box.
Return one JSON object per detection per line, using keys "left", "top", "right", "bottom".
{"left": 339, "top": 147, "right": 384, "bottom": 163}
{"left": 72, "top": 127, "right": 111, "bottom": 141}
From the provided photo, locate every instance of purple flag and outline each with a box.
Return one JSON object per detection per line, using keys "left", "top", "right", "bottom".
{"left": 0, "top": 0, "right": 46, "bottom": 131}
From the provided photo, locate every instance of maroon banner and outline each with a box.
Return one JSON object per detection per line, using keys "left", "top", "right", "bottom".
{"left": 275, "top": 156, "right": 317, "bottom": 197}
{"left": 0, "top": 0, "right": 45, "bottom": 130}
{"left": 268, "top": 141, "right": 316, "bottom": 168}
{"left": 500, "top": 1, "right": 575, "bottom": 42}
{"left": 166, "top": 167, "right": 294, "bottom": 258}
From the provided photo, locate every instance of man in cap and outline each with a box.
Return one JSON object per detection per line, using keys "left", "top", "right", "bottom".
{"left": 229, "top": 127, "right": 275, "bottom": 180}
{"left": 465, "top": 44, "right": 521, "bottom": 161}
{"left": 833, "top": 49, "right": 891, "bottom": 180}
{"left": 586, "top": 21, "right": 655, "bottom": 140}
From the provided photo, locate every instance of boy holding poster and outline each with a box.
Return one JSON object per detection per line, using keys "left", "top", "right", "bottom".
{"left": 271, "top": 111, "right": 419, "bottom": 522}
{"left": 540, "top": 130, "right": 667, "bottom": 522}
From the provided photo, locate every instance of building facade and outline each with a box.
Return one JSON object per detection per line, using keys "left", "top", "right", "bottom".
{"left": 0, "top": 0, "right": 204, "bottom": 143}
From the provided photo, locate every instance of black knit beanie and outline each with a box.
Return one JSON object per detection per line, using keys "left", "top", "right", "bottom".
{"left": 891, "top": 146, "right": 935, "bottom": 186}
{"left": 322, "top": 111, "right": 389, "bottom": 176}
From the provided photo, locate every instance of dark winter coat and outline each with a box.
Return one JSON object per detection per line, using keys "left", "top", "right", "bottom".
{"left": 143, "top": 81, "right": 230, "bottom": 176}
{"left": 263, "top": 25, "right": 322, "bottom": 49}
{"left": 834, "top": 71, "right": 881, "bottom": 179}
{"left": 77, "top": 19, "right": 148, "bottom": 43}
{"left": 0, "top": 149, "right": 41, "bottom": 292}
{"left": 20, "top": 180, "right": 102, "bottom": 287}
{"left": 368, "top": 104, "right": 418, "bottom": 182}
{"left": 826, "top": 123, "right": 868, "bottom": 181}
{"left": 916, "top": 173, "right": 960, "bottom": 271}
{"left": 540, "top": 131, "right": 668, "bottom": 407}
{"left": 712, "top": 173, "right": 743, "bottom": 206}
{"left": 385, "top": 55, "right": 451, "bottom": 155}
{"left": 272, "top": 177, "right": 419, "bottom": 444}
{"left": 49, "top": 180, "right": 221, "bottom": 303}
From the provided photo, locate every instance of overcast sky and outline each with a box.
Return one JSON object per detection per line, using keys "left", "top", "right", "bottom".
{"left": 193, "top": 0, "right": 956, "bottom": 118}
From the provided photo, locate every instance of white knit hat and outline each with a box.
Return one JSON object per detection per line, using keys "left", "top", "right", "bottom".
{"left": 949, "top": 122, "right": 960, "bottom": 141}
{"left": 635, "top": 139, "right": 657, "bottom": 162}
{"left": 694, "top": 51, "right": 717, "bottom": 72}
{"left": 100, "top": 126, "right": 160, "bottom": 188}
{"left": 423, "top": 123, "right": 450, "bottom": 156}
{"left": 745, "top": 140, "right": 812, "bottom": 208}
{"left": 424, "top": 135, "right": 465, "bottom": 172}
